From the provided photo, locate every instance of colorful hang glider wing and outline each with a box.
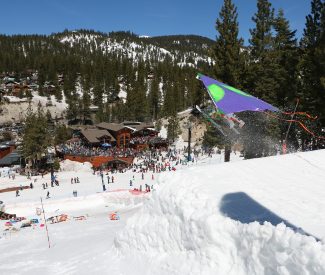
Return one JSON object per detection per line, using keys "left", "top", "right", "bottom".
{"left": 197, "top": 73, "right": 278, "bottom": 114}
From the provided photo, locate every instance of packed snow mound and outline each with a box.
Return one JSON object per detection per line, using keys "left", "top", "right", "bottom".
{"left": 60, "top": 159, "right": 93, "bottom": 173}
{"left": 115, "top": 150, "right": 325, "bottom": 275}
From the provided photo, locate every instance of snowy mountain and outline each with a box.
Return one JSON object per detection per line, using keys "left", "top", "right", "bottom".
{"left": 1, "top": 150, "right": 325, "bottom": 274}
{"left": 0, "top": 30, "right": 215, "bottom": 124}
{"left": 55, "top": 30, "right": 214, "bottom": 67}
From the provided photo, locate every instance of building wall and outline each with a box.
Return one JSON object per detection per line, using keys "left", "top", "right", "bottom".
{"left": 0, "top": 145, "right": 15, "bottom": 160}
{"left": 64, "top": 155, "right": 134, "bottom": 168}
{"left": 116, "top": 129, "right": 131, "bottom": 148}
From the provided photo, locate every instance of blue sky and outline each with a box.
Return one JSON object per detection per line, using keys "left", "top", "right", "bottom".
{"left": 0, "top": 0, "right": 310, "bottom": 43}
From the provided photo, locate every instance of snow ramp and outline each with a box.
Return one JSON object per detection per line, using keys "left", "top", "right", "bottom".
{"left": 115, "top": 150, "right": 325, "bottom": 275}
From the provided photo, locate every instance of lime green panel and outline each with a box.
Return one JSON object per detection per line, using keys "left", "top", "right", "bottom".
{"left": 208, "top": 84, "right": 225, "bottom": 102}
{"left": 223, "top": 84, "right": 252, "bottom": 97}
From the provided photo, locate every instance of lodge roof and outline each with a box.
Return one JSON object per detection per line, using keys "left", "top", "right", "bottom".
{"left": 96, "top": 122, "right": 131, "bottom": 132}
{"left": 80, "top": 129, "right": 116, "bottom": 144}
{"left": 97, "top": 121, "right": 155, "bottom": 132}
{"left": 0, "top": 150, "right": 21, "bottom": 166}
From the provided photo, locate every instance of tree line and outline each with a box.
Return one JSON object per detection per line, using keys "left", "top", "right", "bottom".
{"left": 203, "top": 0, "right": 325, "bottom": 158}
{"left": 0, "top": 31, "right": 211, "bottom": 125}
{"left": 1, "top": 0, "right": 324, "bottom": 161}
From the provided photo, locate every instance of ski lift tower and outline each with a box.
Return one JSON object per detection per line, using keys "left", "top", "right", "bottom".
{"left": 186, "top": 121, "right": 192, "bottom": 162}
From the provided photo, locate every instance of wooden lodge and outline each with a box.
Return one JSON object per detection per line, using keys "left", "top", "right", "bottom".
{"left": 96, "top": 121, "right": 161, "bottom": 149}
{"left": 96, "top": 122, "right": 132, "bottom": 148}
{"left": 80, "top": 129, "right": 116, "bottom": 147}
{"left": 61, "top": 121, "right": 168, "bottom": 169}
{"left": 64, "top": 155, "right": 134, "bottom": 169}
{"left": 0, "top": 142, "right": 16, "bottom": 160}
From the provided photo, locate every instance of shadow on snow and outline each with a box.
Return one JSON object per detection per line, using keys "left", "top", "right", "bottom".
{"left": 219, "top": 192, "right": 319, "bottom": 241}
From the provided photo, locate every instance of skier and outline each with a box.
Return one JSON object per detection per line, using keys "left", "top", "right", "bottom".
{"left": 46, "top": 191, "right": 50, "bottom": 199}
{"left": 130, "top": 179, "right": 133, "bottom": 187}
{"left": 30, "top": 182, "right": 33, "bottom": 189}
{"left": 16, "top": 190, "right": 20, "bottom": 197}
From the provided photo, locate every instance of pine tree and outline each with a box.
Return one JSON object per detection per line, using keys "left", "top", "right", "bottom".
{"left": 298, "top": 0, "right": 325, "bottom": 149}
{"left": 273, "top": 9, "right": 300, "bottom": 150}
{"left": 162, "top": 81, "right": 175, "bottom": 117}
{"left": 202, "top": 123, "right": 224, "bottom": 149}
{"left": 240, "top": 0, "right": 281, "bottom": 159}
{"left": 214, "top": 0, "right": 243, "bottom": 86}
{"left": 213, "top": 0, "right": 244, "bottom": 161}
{"left": 148, "top": 75, "right": 161, "bottom": 120}
{"left": 80, "top": 77, "right": 92, "bottom": 124}
{"left": 273, "top": 9, "right": 298, "bottom": 107}
{"left": 317, "top": 4, "right": 325, "bottom": 91}
{"left": 167, "top": 113, "right": 181, "bottom": 142}
{"left": 248, "top": 0, "right": 276, "bottom": 101}
{"left": 54, "top": 124, "right": 72, "bottom": 145}
{"left": 66, "top": 89, "right": 79, "bottom": 123}
{"left": 22, "top": 104, "right": 51, "bottom": 168}
{"left": 249, "top": 0, "right": 274, "bottom": 59}
{"left": 301, "top": 0, "right": 324, "bottom": 48}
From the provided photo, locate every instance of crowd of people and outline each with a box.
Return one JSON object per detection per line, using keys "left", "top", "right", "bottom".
{"left": 3, "top": 141, "right": 219, "bottom": 201}
{"left": 57, "top": 143, "right": 137, "bottom": 158}
{"left": 129, "top": 136, "right": 152, "bottom": 145}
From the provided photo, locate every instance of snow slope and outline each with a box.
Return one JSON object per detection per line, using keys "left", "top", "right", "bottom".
{"left": 116, "top": 150, "right": 325, "bottom": 274}
{"left": 1, "top": 150, "right": 325, "bottom": 274}
{"left": 59, "top": 33, "right": 213, "bottom": 66}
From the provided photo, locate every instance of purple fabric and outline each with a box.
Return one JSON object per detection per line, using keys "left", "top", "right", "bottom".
{"left": 199, "top": 74, "right": 278, "bottom": 114}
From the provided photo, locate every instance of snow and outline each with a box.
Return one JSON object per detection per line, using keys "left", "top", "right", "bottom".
{"left": 3, "top": 96, "right": 29, "bottom": 103}
{"left": 159, "top": 125, "right": 167, "bottom": 138}
{"left": 60, "top": 159, "right": 92, "bottom": 173}
{"left": 115, "top": 150, "right": 325, "bottom": 274}
{"left": 1, "top": 150, "right": 325, "bottom": 274}
{"left": 0, "top": 91, "right": 68, "bottom": 124}
{"left": 118, "top": 85, "right": 127, "bottom": 102}
{"left": 59, "top": 33, "right": 212, "bottom": 67}
{"left": 177, "top": 108, "right": 192, "bottom": 115}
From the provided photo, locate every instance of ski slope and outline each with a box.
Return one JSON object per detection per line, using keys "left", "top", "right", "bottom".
{"left": 1, "top": 151, "right": 325, "bottom": 274}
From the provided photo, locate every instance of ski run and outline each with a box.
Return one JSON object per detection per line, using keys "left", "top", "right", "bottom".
{"left": 0, "top": 149, "right": 325, "bottom": 274}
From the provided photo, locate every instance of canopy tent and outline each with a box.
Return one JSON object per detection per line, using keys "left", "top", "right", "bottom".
{"left": 101, "top": 143, "right": 112, "bottom": 148}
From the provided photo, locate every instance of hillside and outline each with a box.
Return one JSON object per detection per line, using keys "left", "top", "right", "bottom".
{"left": 0, "top": 30, "right": 214, "bottom": 124}
{"left": 1, "top": 150, "right": 325, "bottom": 274}
{"left": 54, "top": 30, "right": 214, "bottom": 66}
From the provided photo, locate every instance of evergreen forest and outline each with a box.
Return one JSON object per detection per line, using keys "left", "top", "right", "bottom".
{"left": 0, "top": 0, "right": 324, "bottom": 157}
